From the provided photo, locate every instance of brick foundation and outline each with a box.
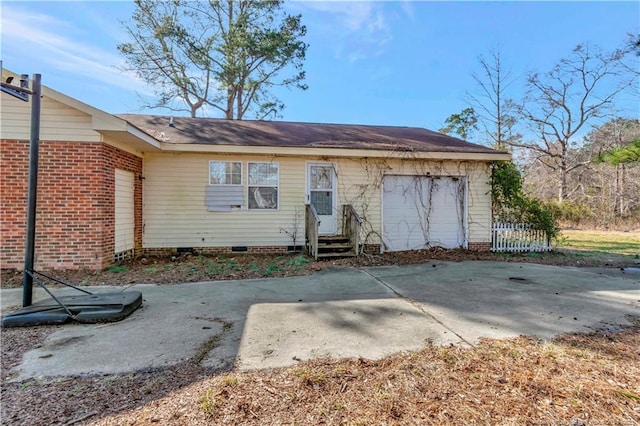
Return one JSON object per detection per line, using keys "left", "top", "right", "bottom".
{"left": 468, "top": 242, "right": 491, "bottom": 251}
{"left": 362, "top": 244, "right": 382, "bottom": 254}
{"left": 0, "top": 139, "right": 142, "bottom": 270}
{"left": 141, "top": 246, "right": 292, "bottom": 258}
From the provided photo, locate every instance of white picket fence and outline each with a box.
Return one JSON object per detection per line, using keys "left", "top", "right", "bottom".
{"left": 491, "top": 223, "right": 552, "bottom": 252}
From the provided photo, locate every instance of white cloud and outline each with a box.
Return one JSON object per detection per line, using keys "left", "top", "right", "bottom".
{"left": 399, "top": 1, "right": 415, "bottom": 22}
{"left": 0, "top": 7, "right": 153, "bottom": 96}
{"left": 294, "top": 1, "right": 393, "bottom": 62}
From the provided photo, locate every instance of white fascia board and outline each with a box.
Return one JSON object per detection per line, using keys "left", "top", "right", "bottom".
{"left": 158, "top": 143, "right": 512, "bottom": 161}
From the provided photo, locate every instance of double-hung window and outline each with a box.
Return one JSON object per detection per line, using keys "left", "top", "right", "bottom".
{"left": 210, "top": 161, "right": 242, "bottom": 185}
{"left": 248, "top": 162, "right": 279, "bottom": 210}
{"left": 206, "top": 161, "right": 243, "bottom": 211}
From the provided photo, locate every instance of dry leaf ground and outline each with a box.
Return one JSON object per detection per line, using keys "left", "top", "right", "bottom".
{"left": 99, "top": 320, "right": 640, "bottom": 426}
{"left": 3, "top": 319, "right": 638, "bottom": 425}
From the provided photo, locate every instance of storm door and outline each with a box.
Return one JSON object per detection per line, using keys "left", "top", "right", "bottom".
{"left": 306, "top": 163, "right": 337, "bottom": 235}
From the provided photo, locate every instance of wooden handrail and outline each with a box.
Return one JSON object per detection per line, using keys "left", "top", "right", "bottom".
{"left": 342, "top": 204, "right": 362, "bottom": 257}
{"left": 305, "top": 204, "right": 321, "bottom": 260}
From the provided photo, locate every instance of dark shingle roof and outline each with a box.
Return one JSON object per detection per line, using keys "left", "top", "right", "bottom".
{"left": 118, "top": 114, "right": 504, "bottom": 155}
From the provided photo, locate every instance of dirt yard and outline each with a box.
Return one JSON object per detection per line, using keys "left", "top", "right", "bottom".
{"left": 1, "top": 246, "right": 637, "bottom": 289}
{"left": 2, "top": 247, "right": 639, "bottom": 425}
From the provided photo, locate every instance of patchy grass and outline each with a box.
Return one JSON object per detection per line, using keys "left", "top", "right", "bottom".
{"left": 286, "top": 255, "right": 310, "bottom": 268}
{"left": 264, "top": 262, "right": 282, "bottom": 276}
{"left": 141, "top": 266, "right": 159, "bottom": 274}
{"left": 558, "top": 229, "right": 640, "bottom": 257}
{"left": 106, "top": 264, "right": 128, "bottom": 274}
{"left": 91, "top": 319, "right": 640, "bottom": 426}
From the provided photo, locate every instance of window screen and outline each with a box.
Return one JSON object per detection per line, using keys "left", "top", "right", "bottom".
{"left": 248, "top": 162, "right": 278, "bottom": 209}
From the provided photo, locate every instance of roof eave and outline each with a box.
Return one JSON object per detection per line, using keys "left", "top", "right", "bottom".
{"left": 158, "top": 142, "right": 511, "bottom": 161}
{"left": 98, "top": 128, "right": 162, "bottom": 152}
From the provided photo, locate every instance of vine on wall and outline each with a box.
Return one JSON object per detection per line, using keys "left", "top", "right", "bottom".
{"left": 335, "top": 152, "right": 481, "bottom": 251}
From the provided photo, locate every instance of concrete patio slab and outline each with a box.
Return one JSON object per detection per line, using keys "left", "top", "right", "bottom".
{"left": 364, "top": 261, "right": 640, "bottom": 343}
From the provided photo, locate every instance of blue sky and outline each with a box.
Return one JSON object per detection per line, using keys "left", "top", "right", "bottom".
{"left": 1, "top": 1, "right": 638, "bottom": 141}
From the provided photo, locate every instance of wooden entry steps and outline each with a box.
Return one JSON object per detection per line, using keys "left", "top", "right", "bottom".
{"left": 305, "top": 204, "right": 361, "bottom": 260}
{"left": 317, "top": 235, "right": 357, "bottom": 259}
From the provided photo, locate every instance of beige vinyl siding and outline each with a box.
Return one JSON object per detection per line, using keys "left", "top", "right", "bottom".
{"left": 334, "top": 158, "right": 382, "bottom": 238}
{"left": 143, "top": 153, "right": 493, "bottom": 250}
{"left": 466, "top": 162, "right": 492, "bottom": 243}
{"left": 143, "top": 153, "right": 306, "bottom": 248}
{"left": 1, "top": 92, "right": 100, "bottom": 142}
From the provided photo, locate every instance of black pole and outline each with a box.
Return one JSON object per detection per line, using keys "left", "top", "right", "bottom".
{"left": 22, "top": 74, "right": 41, "bottom": 307}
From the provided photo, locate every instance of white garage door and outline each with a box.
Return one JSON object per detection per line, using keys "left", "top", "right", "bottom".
{"left": 115, "top": 169, "right": 135, "bottom": 254}
{"left": 382, "top": 176, "right": 466, "bottom": 251}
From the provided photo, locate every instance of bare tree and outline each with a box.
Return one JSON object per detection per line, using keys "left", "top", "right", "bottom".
{"left": 515, "top": 44, "right": 636, "bottom": 202}
{"left": 467, "top": 48, "right": 521, "bottom": 149}
{"left": 119, "top": 0, "right": 308, "bottom": 119}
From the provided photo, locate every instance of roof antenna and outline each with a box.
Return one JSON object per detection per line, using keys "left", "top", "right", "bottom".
{"left": 169, "top": 116, "right": 174, "bottom": 127}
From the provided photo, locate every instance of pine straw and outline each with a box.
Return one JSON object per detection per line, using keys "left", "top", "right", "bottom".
{"left": 94, "top": 320, "right": 640, "bottom": 426}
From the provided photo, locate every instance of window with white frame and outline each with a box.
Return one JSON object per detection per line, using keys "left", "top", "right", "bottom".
{"left": 209, "top": 161, "right": 242, "bottom": 185}
{"left": 206, "top": 161, "right": 243, "bottom": 211}
{"left": 248, "top": 162, "right": 279, "bottom": 209}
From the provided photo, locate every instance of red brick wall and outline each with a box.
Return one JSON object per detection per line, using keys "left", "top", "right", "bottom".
{"left": 0, "top": 139, "right": 142, "bottom": 270}
{"left": 1, "top": 139, "right": 30, "bottom": 268}
{"left": 468, "top": 242, "right": 491, "bottom": 251}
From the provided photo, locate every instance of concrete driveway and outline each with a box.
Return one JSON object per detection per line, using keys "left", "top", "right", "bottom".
{"left": 1, "top": 261, "right": 638, "bottom": 382}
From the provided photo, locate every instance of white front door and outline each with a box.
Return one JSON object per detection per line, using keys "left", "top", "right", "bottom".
{"left": 307, "top": 163, "right": 337, "bottom": 235}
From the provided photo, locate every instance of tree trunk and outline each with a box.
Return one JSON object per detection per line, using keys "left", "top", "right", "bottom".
{"left": 225, "top": 0, "right": 235, "bottom": 120}
{"left": 225, "top": 88, "right": 234, "bottom": 119}
{"left": 558, "top": 158, "right": 567, "bottom": 203}
{"left": 236, "top": 86, "right": 243, "bottom": 120}
{"left": 616, "top": 164, "right": 626, "bottom": 216}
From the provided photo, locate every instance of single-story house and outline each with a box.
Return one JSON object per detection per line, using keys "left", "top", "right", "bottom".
{"left": 1, "top": 70, "right": 510, "bottom": 270}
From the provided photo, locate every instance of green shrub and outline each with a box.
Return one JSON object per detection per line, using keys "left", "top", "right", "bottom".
{"left": 491, "top": 161, "right": 559, "bottom": 239}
